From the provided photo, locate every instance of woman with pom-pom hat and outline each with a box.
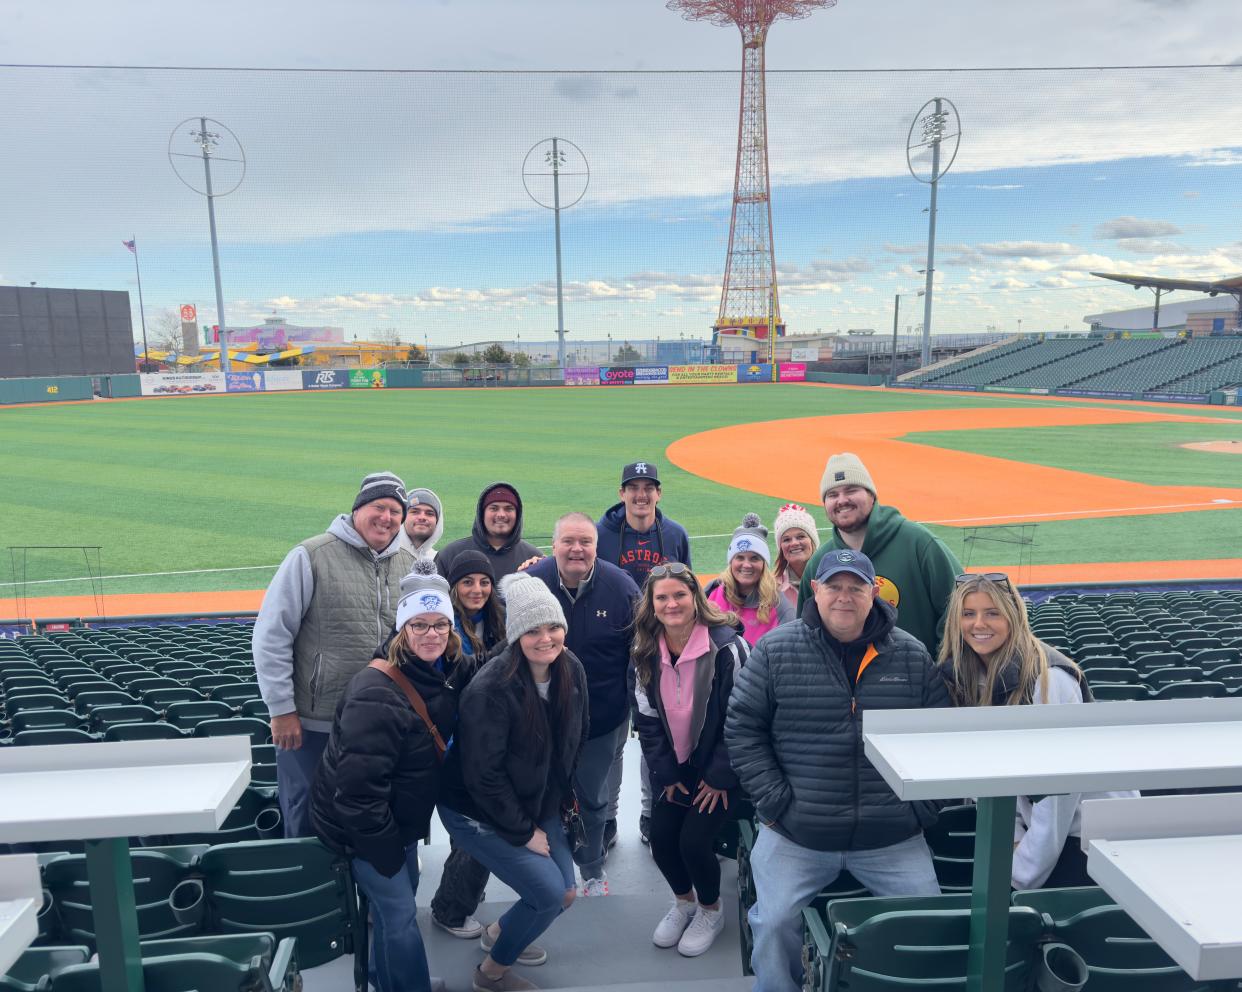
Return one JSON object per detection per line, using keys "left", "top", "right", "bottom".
{"left": 705, "top": 513, "right": 795, "bottom": 646}
{"left": 772, "top": 503, "right": 820, "bottom": 608}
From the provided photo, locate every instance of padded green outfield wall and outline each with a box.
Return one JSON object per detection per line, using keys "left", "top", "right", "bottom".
{"left": 0, "top": 376, "right": 94, "bottom": 404}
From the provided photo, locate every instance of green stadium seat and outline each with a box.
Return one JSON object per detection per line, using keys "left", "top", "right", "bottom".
{"left": 9, "top": 709, "right": 84, "bottom": 734}
{"left": 924, "top": 803, "right": 976, "bottom": 893}
{"left": 194, "top": 717, "right": 272, "bottom": 746}
{"left": 42, "top": 849, "right": 200, "bottom": 947}
{"left": 1150, "top": 681, "right": 1227, "bottom": 700}
{"left": 210, "top": 683, "right": 262, "bottom": 707}
{"left": 142, "top": 687, "right": 204, "bottom": 710}
{"left": 4, "top": 689, "right": 70, "bottom": 709}
{"left": 1014, "top": 887, "right": 1218, "bottom": 991}
{"left": 1091, "top": 684, "right": 1149, "bottom": 702}
{"left": 87, "top": 704, "right": 162, "bottom": 733}
{"left": 1, "top": 946, "right": 91, "bottom": 992}
{"left": 198, "top": 838, "right": 365, "bottom": 969}
{"left": 47, "top": 950, "right": 291, "bottom": 992}
{"left": 137, "top": 935, "right": 299, "bottom": 992}
{"left": 802, "top": 897, "right": 1036, "bottom": 992}
{"left": 13, "top": 728, "right": 97, "bottom": 746}
{"left": 104, "top": 721, "right": 186, "bottom": 742}
{"left": 241, "top": 699, "right": 269, "bottom": 720}
{"left": 165, "top": 700, "right": 235, "bottom": 730}
{"left": 1084, "top": 668, "right": 1140, "bottom": 685}
{"left": 71, "top": 690, "right": 136, "bottom": 715}
{"left": 1144, "top": 666, "right": 1204, "bottom": 688}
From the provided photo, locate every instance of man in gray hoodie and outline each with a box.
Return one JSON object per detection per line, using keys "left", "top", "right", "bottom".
{"left": 253, "top": 471, "right": 415, "bottom": 837}
{"left": 398, "top": 487, "right": 444, "bottom": 562}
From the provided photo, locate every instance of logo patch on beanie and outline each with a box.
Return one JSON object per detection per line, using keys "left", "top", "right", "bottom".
{"left": 420, "top": 594, "right": 444, "bottom": 611}
{"left": 736, "top": 539, "right": 752, "bottom": 550}
{"left": 834, "top": 471, "right": 845, "bottom": 481}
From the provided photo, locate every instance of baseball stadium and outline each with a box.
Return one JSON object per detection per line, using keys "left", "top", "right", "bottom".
{"left": 4, "top": 11, "right": 1242, "bottom": 992}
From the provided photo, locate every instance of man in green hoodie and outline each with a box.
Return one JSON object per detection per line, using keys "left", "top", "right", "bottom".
{"left": 796, "top": 452, "right": 961, "bottom": 656}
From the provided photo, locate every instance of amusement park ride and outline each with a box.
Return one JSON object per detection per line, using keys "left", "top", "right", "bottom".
{"left": 669, "top": 0, "right": 836, "bottom": 366}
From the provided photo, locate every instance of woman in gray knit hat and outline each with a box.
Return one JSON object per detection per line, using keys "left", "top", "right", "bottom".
{"left": 438, "top": 571, "right": 590, "bottom": 992}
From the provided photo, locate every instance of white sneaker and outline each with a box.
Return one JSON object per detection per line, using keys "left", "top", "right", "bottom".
{"left": 433, "top": 915, "right": 485, "bottom": 939}
{"left": 580, "top": 872, "right": 609, "bottom": 897}
{"left": 652, "top": 899, "right": 697, "bottom": 948}
{"left": 677, "top": 904, "right": 724, "bottom": 957}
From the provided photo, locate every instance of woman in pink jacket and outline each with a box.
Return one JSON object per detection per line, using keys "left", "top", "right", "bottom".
{"left": 705, "top": 514, "right": 795, "bottom": 646}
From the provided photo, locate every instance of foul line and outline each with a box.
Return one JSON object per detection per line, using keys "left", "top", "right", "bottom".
{"left": 5, "top": 498, "right": 1236, "bottom": 589}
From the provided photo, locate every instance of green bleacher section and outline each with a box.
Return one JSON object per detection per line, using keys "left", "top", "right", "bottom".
{"left": 906, "top": 336, "right": 1242, "bottom": 396}
{"left": 997, "top": 337, "right": 1179, "bottom": 389}
{"left": 917, "top": 339, "right": 1101, "bottom": 388}
{"left": 1069, "top": 337, "right": 1242, "bottom": 394}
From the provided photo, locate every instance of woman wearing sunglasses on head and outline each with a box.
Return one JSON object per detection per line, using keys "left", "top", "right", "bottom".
{"left": 311, "top": 561, "right": 459, "bottom": 992}
{"left": 631, "top": 561, "right": 749, "bottom": 956}
{"left": 938, "top": 572, "right": 1131, "bottom": 890}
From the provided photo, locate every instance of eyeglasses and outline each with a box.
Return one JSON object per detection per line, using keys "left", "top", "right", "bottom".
{"left": 649, "top": 562, "right": 690, "bottom": 580}
{"left": 956, "top": 572, "right": 1012, "bottom": 590}
{"left": 408, "top": 620, "right": 452, "bottom": 635}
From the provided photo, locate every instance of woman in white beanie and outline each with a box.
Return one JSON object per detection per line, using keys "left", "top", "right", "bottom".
{"left": 704, "top": 514, "right": 795, "bottom": 647}
{"left": 310, "top": 560, "right": 460, "bottom": 992}
{"left": 772, "top": 503, "right": 820, "bottom": 609}
{"left": 438, "top": 571, "right": 590, "bottom": 992}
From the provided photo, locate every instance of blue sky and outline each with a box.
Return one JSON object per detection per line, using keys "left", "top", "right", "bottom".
{"left": 2, "top": 2, "right": 1241, "bottom": 348}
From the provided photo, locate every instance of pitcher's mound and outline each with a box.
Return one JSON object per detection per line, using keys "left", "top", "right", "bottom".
{"left": 1181, "top": 440, "right": 1242, "bottom": 454}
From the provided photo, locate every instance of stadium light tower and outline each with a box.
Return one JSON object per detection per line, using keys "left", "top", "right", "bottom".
{"left": 669, "top": 0, "right": 836, "bottom": 362}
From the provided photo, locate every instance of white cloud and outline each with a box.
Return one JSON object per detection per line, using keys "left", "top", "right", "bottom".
{"left": 1094, "top": 216, "right": 1183, "bottom": 239}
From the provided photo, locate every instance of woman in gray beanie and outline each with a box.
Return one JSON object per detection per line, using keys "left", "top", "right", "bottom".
{"left": 438, "top": 572, "right": 590, "bottom": 992}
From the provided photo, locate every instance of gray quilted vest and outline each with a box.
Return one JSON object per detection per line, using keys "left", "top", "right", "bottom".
{"left": 292, "top": 533, "right": 413, "bottom": 722}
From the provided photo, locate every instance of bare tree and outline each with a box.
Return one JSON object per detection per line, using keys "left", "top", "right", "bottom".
{"left": 375, "top": 327, "right": 404, "bottom": 348}
{"left": 149, "top": 308, "right": 182, "bottom": 355}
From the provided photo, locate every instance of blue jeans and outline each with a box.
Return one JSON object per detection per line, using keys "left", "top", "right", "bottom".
{"left": 439, "top": 807, "right": 575, "bottom": 967}
{"left": 351, "top": 842, "right": 431, "bottom": 992}
{"left": 573, "top": 721, "right": 630, "bottom": 879}
{"left": 275, "top": 728, "right": 328, "bottom": 838}
{"left": 748, "top": 827, "right": 939, "bottom": 992}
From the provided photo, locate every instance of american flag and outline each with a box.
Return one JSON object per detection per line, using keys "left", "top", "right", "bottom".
{"left": 122, "top": 239, "right": 136, "bottom": 253}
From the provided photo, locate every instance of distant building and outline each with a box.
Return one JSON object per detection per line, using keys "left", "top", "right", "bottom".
{"left": 212, "top": 317, "right": 345, "bottom": 349}
{"left": 1084, "top": 297, "right": 1238, "bottom": 335}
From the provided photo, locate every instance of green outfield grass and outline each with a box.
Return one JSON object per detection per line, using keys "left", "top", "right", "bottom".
{"left": 2, "top": 384, "right": 1240, "bottom": 599}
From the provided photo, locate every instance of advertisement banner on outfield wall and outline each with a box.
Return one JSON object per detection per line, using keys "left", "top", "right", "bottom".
{"left": 737, "top": 364, "right": 773, "bottom": 382}
{"left": 349, "top": 369, "right": 387, "bottom": 388}
{"left": 140, "top": 372, "right": 225, "bottom": 396}
{"left": 263, "top": 370, "right": 304, "bottom": 392}
{"left": 633, "top": 366, "right": 669, "bottom": 383}
{"left": 226, "top": 371, "right": 265, "bottom": 392}
{"left": 564, "top": 367, "right": 598, "bottom": 386}
{"left": 668, "top": 364, "right": 737, "bottom": 384}
{"left": 778, "top": 363, "right": 807, "bottom": 382}
{"left": 599, "top": 366, "right": 636, "bottom": 386}
{"left": 790, "top": 348, "right": 818, "bottom": 362}
{"left": 302, "top": 369, "right": 348, "bottom": 390}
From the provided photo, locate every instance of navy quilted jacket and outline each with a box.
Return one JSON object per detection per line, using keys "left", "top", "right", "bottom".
{"left": 725, "top": 598, "right": 949, "bottom": 851}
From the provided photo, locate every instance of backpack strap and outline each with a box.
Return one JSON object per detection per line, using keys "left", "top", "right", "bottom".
{"left": 367, "top": 660, "right": 448, "bottom": 761}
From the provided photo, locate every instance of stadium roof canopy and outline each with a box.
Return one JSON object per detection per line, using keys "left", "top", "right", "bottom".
{"left": 1090, "top": 271, "right": 1242, "bottom": 296}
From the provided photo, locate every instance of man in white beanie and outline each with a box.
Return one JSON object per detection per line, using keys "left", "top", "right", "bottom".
{"left": 254, "top": 471, "right": 416, "bottom": 837}
{"left": 796, "top": 452, "right": 961, "bottom": 655}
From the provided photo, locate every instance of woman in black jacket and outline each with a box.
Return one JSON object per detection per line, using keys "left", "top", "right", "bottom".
{"left": 431, "top": 550, "right": 509, "bottom": 940}
{"left": 439, "top": 572, "right": 589, "bottom": 992}
{"left": 631, "top": 562, "right": 748, "bottom": 957}
{"left": 311, "top": 562, "right": 459, "bottom": 992}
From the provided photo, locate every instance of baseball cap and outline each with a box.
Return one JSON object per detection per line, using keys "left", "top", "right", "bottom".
{"left": 621, "top": 461, "right": 661, "bottom": 486}
{"left": 814, "top": 548, "right": 877, "bottom": 585}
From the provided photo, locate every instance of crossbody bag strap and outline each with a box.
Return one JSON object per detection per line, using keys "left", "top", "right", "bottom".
{"left": 367, "top": 659, "right": 448, "bottom": 760}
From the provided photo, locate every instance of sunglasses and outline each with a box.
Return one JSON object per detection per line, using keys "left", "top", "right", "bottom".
{"left": 649, "top": 562, "right": 691, "bottom": 580}
{"left": 956, "top": 572, "right": 1012, "bottom": 590}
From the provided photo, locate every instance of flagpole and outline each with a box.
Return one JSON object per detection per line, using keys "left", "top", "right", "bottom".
{"left": 130, "top": 236, "right": 151, "bottom": 371}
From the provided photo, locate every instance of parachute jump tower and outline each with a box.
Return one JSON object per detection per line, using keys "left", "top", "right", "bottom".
{"left": 668, "top": 0, "right": 836, "bottom": 359}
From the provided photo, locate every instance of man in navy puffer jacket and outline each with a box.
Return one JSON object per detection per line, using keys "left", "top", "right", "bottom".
{"left": 727, "top": 548, "right": 950, "bottom": 992}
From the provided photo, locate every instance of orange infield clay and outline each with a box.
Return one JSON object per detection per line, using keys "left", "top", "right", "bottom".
{"left": 668, "top": 405, "right": 1242, "bottom": 526}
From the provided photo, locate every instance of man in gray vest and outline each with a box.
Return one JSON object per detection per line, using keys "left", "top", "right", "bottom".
{"left": 254, "top": 471, "right": 415, "bottom": 837}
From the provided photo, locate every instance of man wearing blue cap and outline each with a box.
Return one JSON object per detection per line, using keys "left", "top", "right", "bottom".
{"left": 727, "top": 548, "right": 950, "bottom": 992}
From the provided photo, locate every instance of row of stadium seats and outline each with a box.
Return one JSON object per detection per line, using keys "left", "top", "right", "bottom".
{"left": 906, "top": 336, "right": 1242, "bottom": 394}
{"left": 1, "top": 837, "right": 366, "bottom": 992}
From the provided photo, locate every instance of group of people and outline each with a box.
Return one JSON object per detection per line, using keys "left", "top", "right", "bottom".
{"left": 252, "top": 454, "right": 1108, "bottom": 992}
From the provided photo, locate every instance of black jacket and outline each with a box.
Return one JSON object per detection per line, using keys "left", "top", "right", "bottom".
{"left": 527, "top": 556, "right": 640, "bottom": 739}
{"left": 440, "top": 645, "right": 589, "bottom": 846}
{"left": 726, "top": 598, "right": 950, "bottom": 852}
{"left": 435, "top": 481, "right": 541, "bottom": 581}
{"left": 633, "top": 623, "right": 748, "bottom": 795}
{"left": 311, "top": 652, "right": 456, "bottom": 877}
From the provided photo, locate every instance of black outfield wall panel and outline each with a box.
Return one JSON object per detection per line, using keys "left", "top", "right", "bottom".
{"left": 0, "top": 285, "right": 134, "bottom": 377}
